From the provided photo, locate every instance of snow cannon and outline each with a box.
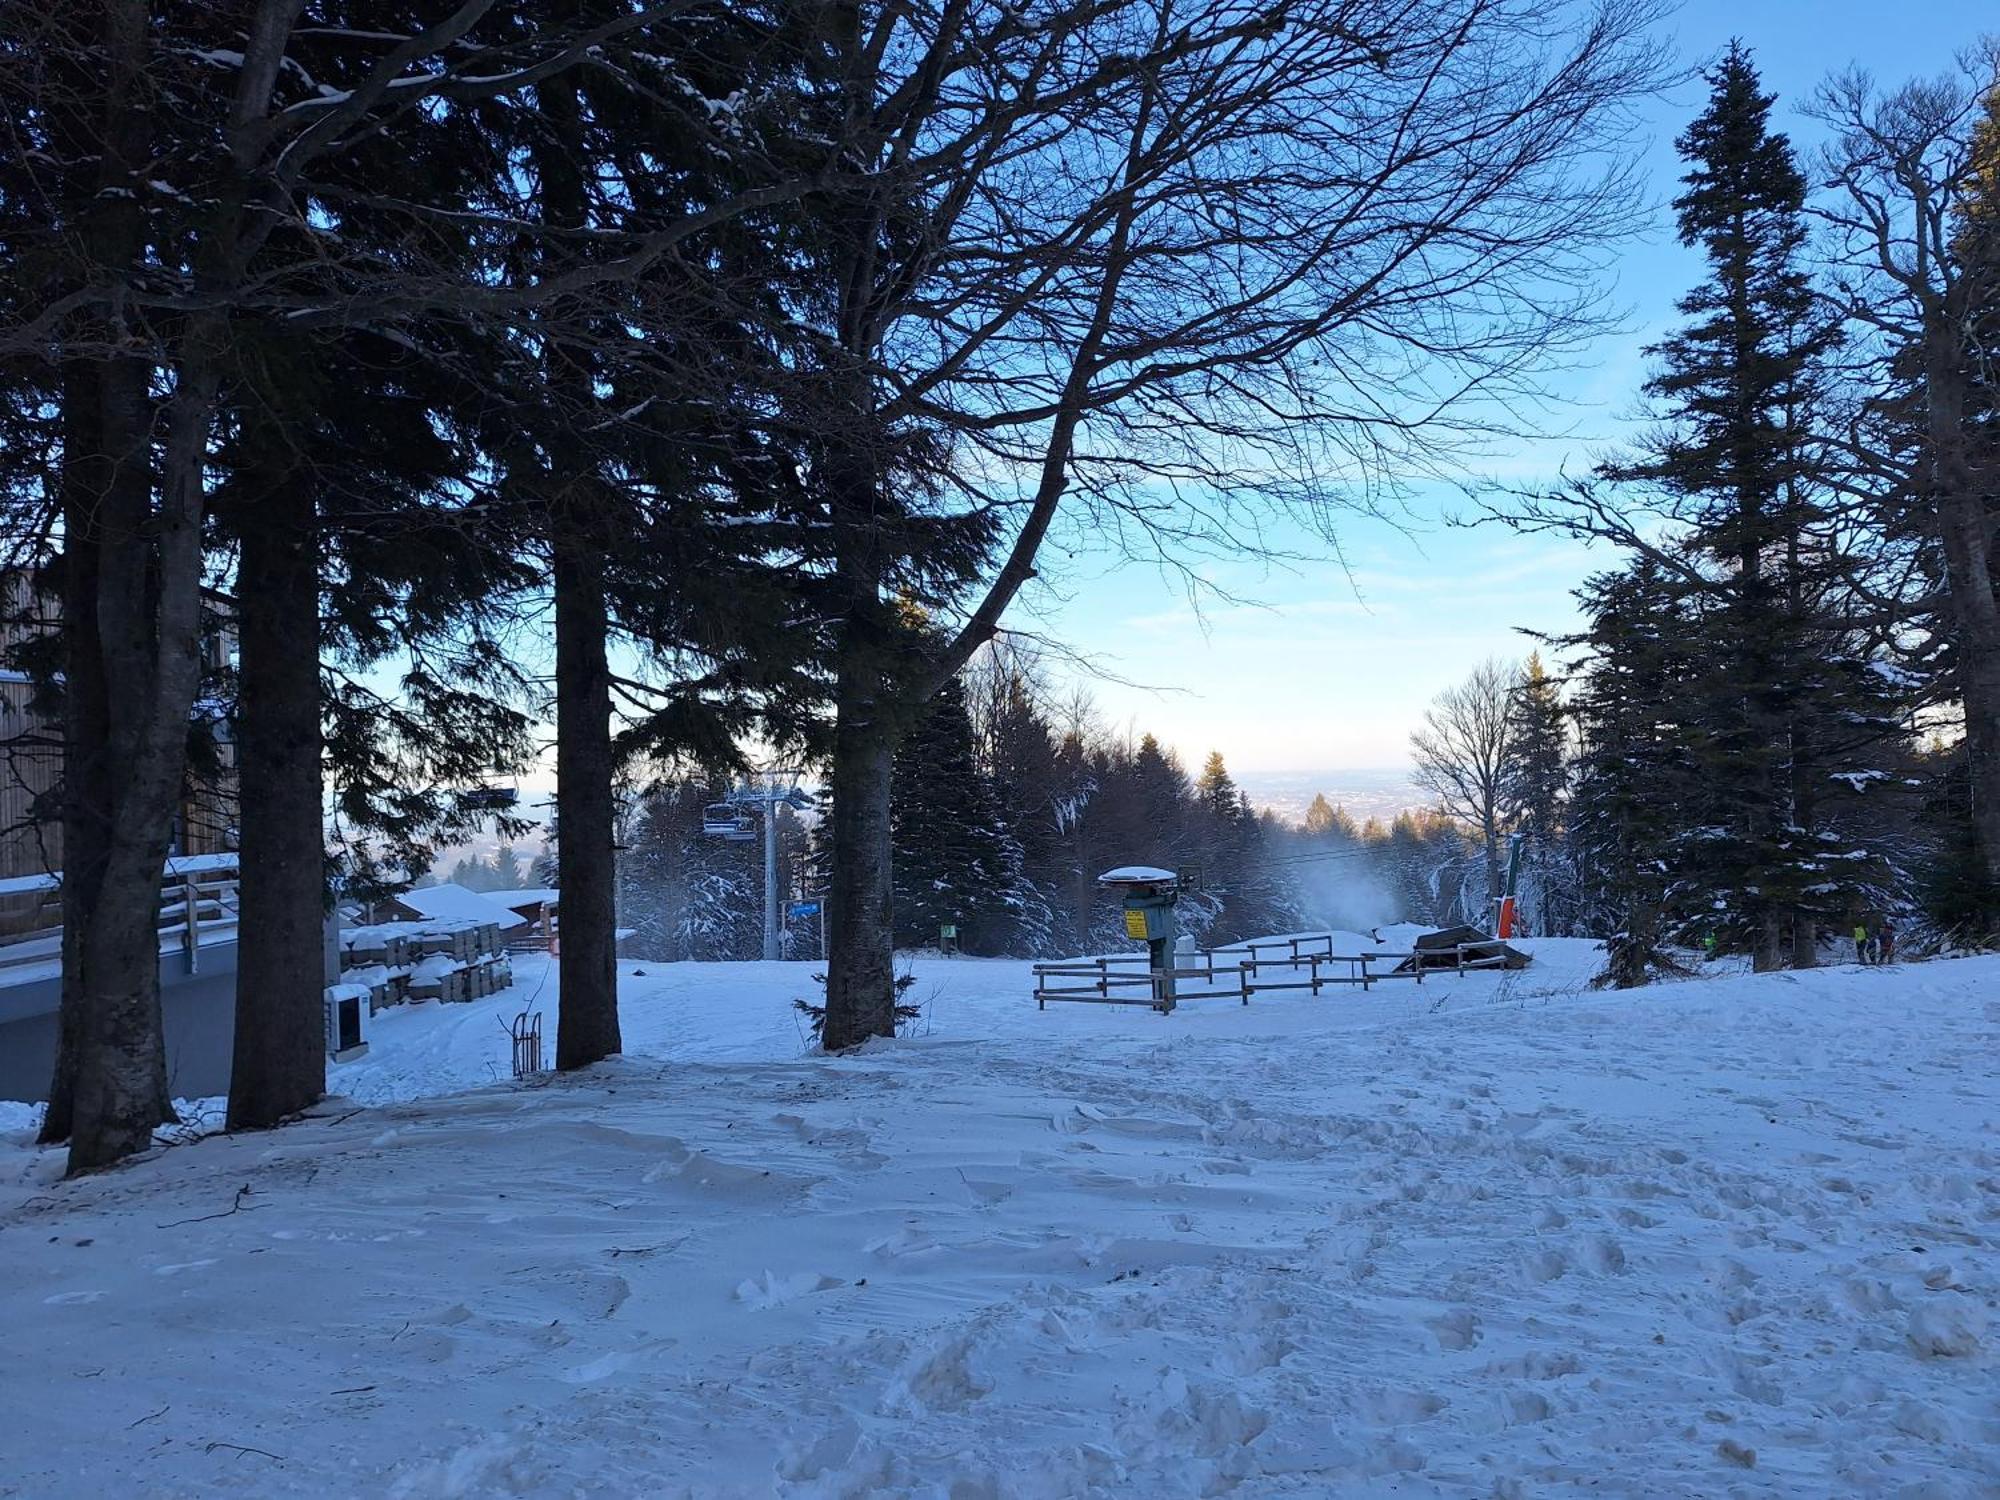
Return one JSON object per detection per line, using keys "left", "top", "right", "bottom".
{"left": 1097, "top": 866, "right": 1181, "bottom": 1012}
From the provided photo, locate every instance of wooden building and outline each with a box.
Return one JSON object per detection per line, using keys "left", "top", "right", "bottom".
{"left": 0, "top": 568, "right": 239, "bottom": 918}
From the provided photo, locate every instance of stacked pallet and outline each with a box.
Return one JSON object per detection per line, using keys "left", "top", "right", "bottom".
{"left": 338, "top": 919, "right": 513, "bottom": 1011}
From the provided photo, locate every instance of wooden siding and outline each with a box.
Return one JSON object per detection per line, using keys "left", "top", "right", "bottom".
{"left": 0, "top": 569, "right": 239, "bottom": 891}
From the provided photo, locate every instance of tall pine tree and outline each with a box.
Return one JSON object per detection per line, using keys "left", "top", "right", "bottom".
{"left": 1598, "top": 44, "right": 1900, "bottom": 968}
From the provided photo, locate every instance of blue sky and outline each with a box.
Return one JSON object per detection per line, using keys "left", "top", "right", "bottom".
{"left": 1017, "top": 0, "right": 1991, "bottom": 779}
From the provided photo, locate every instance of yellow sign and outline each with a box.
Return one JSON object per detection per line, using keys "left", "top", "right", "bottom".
{"left": 1124, "top": 909, "right": 1150, "bottom": 940}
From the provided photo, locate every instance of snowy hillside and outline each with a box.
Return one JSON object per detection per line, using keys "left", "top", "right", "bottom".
{"left": 2, "top": 945, "right": 1995, "bottom": 1497}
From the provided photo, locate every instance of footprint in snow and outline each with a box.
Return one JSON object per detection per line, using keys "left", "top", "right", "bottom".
{"left": 734, "top": 1270, "right": 844, "bottom": 1310}
{"left": 1522, "top": 1248, "right": 1569, "bottom": 1284}
{"left": 560, "top": 1338, "right": 677, "bottom": 1384}
{"left": 958, "top": 1172, "right": 1015, "bottom": 1206}
{"left": 152, "top": 1258, "right": 218, "bottom": 1276}
{"left": 1355, "top": 1388, "right": 1447, "bottom": 1426}
{"left": 1425, "top": 1308, "right": 1481, "bottom": 1351}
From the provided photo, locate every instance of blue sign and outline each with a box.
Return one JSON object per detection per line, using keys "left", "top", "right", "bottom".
{"left": 789, "top": 902, "right": 821, "bottom": 919}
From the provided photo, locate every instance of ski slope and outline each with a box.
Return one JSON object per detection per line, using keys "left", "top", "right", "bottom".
{"left": 2, "top": 942, "right": 1995, "bottom": 1497}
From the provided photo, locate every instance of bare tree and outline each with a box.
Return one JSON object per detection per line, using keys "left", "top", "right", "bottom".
{"left": 1808, "top": 52, "right": 2000, "bottom": 901}
{"left": 1410, "top": 657, "right": 1519, "bottom": 911}
{"left": 805, "top": 0, "right": 1672, "bottom": 1047}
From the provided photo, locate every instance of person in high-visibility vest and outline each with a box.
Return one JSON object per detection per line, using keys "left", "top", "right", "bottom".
{"left": 1852, "top": 920, "right": 1870, "bottom": 965}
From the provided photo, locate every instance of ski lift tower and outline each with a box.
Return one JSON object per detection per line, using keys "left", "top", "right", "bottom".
{"left": 706, "top": 773, "right": 817, "bottom": 960}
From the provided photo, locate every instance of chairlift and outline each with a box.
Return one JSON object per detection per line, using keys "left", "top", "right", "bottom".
{"left": 702, "top": 802, "right": 758, "bottom": 841}
{"left": 460, "top": 785, "right": 519, "bottom": 814}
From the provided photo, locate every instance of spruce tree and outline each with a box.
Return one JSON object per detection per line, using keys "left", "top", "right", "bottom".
{"left": 1565, "top": 563, "right": 1704, "bottom": 983}
{"left": 1599, "top": 44, "right": 1900, "bottom": 968}
{"left": 1501, "top": 652, "right": 1573, "bottom": 933}
{"left": 889, "top": 680, "right": 1029, "bottom": 955}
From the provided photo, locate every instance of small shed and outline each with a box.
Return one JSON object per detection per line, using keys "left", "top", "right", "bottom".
{"left": 484, "top": 887, "right": 558, "bottom": 925}
{"left": 484, "top": 887, "right": 558, "bottom": 953}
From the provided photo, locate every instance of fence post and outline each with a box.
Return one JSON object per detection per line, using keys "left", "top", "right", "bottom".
{"left": 183, "top": 881, "right": 199, "bottom": 975}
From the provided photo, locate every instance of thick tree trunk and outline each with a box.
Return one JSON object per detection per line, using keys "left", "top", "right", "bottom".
{"left": 227, "top": 472, "right": 327, "bottom": 1129}
{"left": 42, "top": 361, "right": 115, "bottom": 1143}
{"left": 1751, "top": 910, "right": 1784, "bottom": 973}
{"left": 822, "top": 645, "right": 899, "bottom": 1051}
{"left": 1926, "top": 327, "right": 2000, "bottom": 899}
{"left": 553, "top": 539, "right": 621, "bottom": 1071}
{"left": 1934, "top": 503, "right": 2000, "bottom": 889}
{"left": 68, "top": 878, "right": 175, "bottom": 1170}
{"left": 1790, "top": 916, "right": 1817, "bottom": 969}
{"left": 66, "top": 356, "right": 218, "bottom": 1172}
{"left": 63, "top": 342, "right": 180, "bottom": 1169}
{"left": 41, "top": 0, "right": 154, "bottom": 1145}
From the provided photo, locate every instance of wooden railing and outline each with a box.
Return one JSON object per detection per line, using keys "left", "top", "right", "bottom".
{"left": 1030, "top": 931, "right": 1525, "bottom": 1011}
{"left": 160, "top": 874, "right": 242, "bottom": 974}
{"left": 0, "top": 858, "right": 243, "bottom": 981}
{"left": 1035, "top": 934, "right": 1399, "bottom": 1010}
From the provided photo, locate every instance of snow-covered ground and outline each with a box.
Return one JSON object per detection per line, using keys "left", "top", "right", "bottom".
{"left": 2, "top": 942, "right": 1995, "bottom": 1497}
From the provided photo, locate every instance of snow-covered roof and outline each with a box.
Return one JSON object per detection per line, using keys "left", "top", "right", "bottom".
{"left": 390, "top": 884, "right": 527, "bottom": 930}
{"left": 484, "top": 887, "right": 558, "bottom": 911}
{"left": 1096, "top": 865, "right": 1177, "bottom": 884}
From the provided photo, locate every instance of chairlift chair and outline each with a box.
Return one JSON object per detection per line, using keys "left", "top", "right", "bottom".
{"left": 702, "top": 802, "right": 758, "bottom": 840}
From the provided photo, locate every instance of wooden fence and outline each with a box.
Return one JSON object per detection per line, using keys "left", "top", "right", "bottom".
{"left": 1032, "top": 934, "right": 1508, "bottom": 1011}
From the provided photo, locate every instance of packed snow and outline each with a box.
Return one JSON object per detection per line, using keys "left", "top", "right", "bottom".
{"left": 2, "top": 942, "right": 1995, "bottom": 1497}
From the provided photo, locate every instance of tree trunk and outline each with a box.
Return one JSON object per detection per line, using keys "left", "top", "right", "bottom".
{"left": 41, "top": 0, "right": 154, "bottom": 1145}
{"left": 1482, "top": 818, "right": 1502, "bottom": 913}
{"left": 67, "top": 870, "right": 175, "bottom": 1171}
{"left": 62, "top": 339, "right": 180, "bottom": 1169}
{"left": 42, "top": 360, "right": 116, "bottom": 1143}
{"left": 66, "top": 335, "right": 220, "bottom": 1173}
{"left": 822, "top": 642, "right": 899, "bottom": 1050}
{"left": 1926, "top": 325, "right": 2000, "bottom": 898}
{"left": 227, "top": 471, "right": 327, "bottom": 1129}
{"left": 553, "top": 538, "right": 621, "bottom": 1071}
{"left": 1751, "top": 910, "right": 1784, "bottom": 973}
{"left": 1790, "top": 916, "right": 1817, "bottom": 969}
{"left": 1788, "top": 730, "right": 1817, "bottom": 970}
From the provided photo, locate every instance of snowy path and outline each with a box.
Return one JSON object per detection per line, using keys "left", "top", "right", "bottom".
{"left": 2, "top": 945, "right": 1996, "bottom": 1497}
